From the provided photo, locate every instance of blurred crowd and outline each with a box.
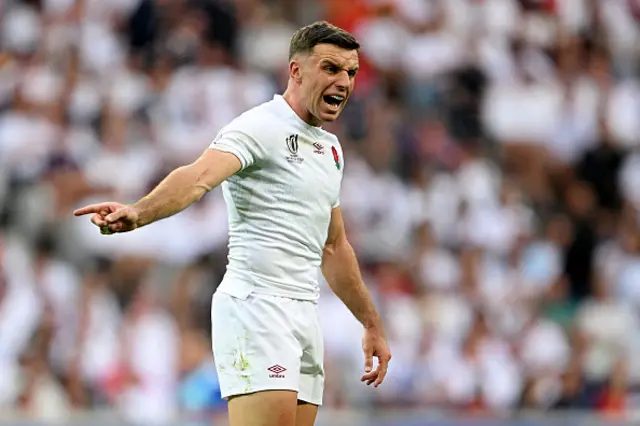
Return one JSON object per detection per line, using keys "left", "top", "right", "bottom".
{"left": 1, "top": 0, "right": 640, "bottom": 423}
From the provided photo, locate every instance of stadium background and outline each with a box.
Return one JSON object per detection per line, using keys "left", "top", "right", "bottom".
{"left": 1, "top": 0, "right": 640, "bottom": 425}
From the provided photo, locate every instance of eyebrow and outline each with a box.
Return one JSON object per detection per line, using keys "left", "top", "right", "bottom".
{"left": 320, "top": 59, "right": 359, "bottom": 72}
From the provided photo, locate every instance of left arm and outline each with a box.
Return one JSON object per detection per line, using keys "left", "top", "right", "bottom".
{"left": 322, "top": 208, "right": 381, "bottom": 329}
{"left": 321, "top": 207, "right": 391, "bottom": 387}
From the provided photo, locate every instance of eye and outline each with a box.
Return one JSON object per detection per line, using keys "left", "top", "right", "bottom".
{"left": 348, "top": 69, "right": 358, "bottom": 78}
{"left": 324, "top": 65, "right": 338, "bottom": 74}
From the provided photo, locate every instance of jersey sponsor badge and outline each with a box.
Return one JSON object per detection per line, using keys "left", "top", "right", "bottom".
{"left": 313, "top": 142, "right": 324, "bottom": 155}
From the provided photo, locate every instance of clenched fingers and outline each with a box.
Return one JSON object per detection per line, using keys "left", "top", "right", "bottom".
{"left": 105, "top": 209, "right": 130, "bottom": 223}
{"left": 91, "top": 214, "right": 107, "bottom": 227}
{"left": 108, "top": 222, "right": 124, "bottom": 232}
{"left": 100, "top": 221, "right": 125, "bottom": 235}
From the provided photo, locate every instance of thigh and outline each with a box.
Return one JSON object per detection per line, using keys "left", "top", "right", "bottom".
{"left": 228, "top": 390, "right": 298, "bottom": 426}
{"left": 295, "top": 401, "right": 319, "bottom": 426}
{"left": 211, "top": 292, "right": 303, "bottom": 399}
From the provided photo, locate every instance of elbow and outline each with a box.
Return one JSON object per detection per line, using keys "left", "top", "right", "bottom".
{"left": 179, "top": 163, "right": 212, "bottom": 200}
{"left": 193, "top": 186, "right": 208, "bottom": 202}
{"left": 323, "top": 235, "right": 348, "bottom": 259}
{"left": 323, "top": 243, "right": 336, "bottom": 260}
{"left": 322, "top": 241, "right": 338, "bottom": 267}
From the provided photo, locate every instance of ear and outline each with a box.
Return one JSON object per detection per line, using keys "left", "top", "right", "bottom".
{"left": 289, "top": 58, "right": 303, "bottom": 84}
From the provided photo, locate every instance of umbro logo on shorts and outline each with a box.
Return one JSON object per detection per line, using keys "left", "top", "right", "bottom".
{"left": 267, "top": 364, "right": 286, "bottom": 378}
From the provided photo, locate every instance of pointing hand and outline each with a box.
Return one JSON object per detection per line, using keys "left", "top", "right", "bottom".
{"left": 73, "top": 202, "right": 139, "bottom": 235}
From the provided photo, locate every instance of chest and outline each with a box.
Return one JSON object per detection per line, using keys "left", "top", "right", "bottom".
{"left": 265, "top": 133, "right": 342, "bottom": 207}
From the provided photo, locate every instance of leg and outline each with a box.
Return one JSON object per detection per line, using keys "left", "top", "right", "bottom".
{"left": 296, "top": 401, "right": 319, "bottom": 426}
{"left": 228, "top": 390, "right": 298, "bottom": 426}
{"left": 211, "top": 293, "right": 306, "bottom": 425}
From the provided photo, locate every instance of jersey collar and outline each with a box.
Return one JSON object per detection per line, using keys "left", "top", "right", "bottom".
{"left": 273, "top": 95, "right": 325, "bottom": 136}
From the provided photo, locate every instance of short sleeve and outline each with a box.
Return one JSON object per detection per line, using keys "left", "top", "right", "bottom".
{"left": 332, "top": 198, "right": 340, "bottom": 209}
{"left": 209, "top": 127, "right": 265, "bottom": 170}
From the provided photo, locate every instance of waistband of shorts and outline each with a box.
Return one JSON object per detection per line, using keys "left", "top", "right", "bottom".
{"left": 218, "top": 270, "right": 319, "bottom": 303}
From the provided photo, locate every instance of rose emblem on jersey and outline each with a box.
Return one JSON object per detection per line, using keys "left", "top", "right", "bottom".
{"left": 331, "top": 146, "right": 340, "bottom": 170}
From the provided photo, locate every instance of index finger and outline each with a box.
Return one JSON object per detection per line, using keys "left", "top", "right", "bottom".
{"left": 73, "top": 203, "right": 111, "bottom": 216}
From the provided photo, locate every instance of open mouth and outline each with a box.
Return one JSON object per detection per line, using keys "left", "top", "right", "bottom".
{"left": 322, "top": 94, "right": 345, "bottom": 111}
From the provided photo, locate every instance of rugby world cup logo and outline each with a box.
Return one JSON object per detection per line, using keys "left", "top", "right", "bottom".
{"left": 286, "top": 134, "right": 299, "bottom": 156}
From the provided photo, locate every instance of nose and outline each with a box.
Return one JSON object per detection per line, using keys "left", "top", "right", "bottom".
{"left": 335, "top": 71, "right": 350, "bottom": 92}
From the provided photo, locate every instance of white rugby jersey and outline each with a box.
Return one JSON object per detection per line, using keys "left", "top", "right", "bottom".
{"left": 209, "top": 95, "right": 344, "bottom": 301}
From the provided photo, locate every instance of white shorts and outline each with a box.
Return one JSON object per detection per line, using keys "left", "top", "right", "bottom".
{"left": 211, "top": 290, "right": 324, "bottom": 405}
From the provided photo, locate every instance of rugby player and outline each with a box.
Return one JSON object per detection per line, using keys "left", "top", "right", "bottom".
{"left": 74, "top": 21, "right": 391, "bottom": 426}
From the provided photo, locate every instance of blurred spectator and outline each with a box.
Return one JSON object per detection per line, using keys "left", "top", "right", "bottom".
{"left": 177, "top": 329, "right": 225, "bottom": 416}
{"left": 1, "top": 0, "right": 640, "bottom": 423}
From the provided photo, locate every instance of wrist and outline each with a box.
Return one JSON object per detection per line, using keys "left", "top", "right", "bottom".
{"left": 129, "top": 203, "right": 146, "bottom": 228}
{"left": 363, "top": 317, "right": 382, "bottom": 331}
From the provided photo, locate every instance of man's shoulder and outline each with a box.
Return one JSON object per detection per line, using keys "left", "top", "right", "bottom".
{"left": 318, "top": 129, "right": 340, "bottom": 145}
{"left": 317, "top": 130, "right": 342, "bottom": 157}
{"left": 225, "top": 99, "right": 280, "bottom": 134}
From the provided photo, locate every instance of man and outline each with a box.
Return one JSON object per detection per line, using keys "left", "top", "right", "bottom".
{"left": 74, "top": 21, "right": 391, "bottom": 426}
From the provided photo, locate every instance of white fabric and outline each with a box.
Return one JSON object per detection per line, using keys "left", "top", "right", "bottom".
{"left": 2, "top": 5, "right": 41, "bottom": 53}
{"left": 117, "top": 309, "right": 179, "bottom": 425}
{"left": 418, "top": 248, "right": 461, "bottom": 291}
{"left": 520, "top": 320, "right": 570, "bottom": 376}
{"left": 577, "top": 299, "right": 638, "bottom": 380}
{"left": 211, "top": 291, "right": 324, "bottom": 405}
{"left": 210, "top": 95, "right": 343, "bottom": 301}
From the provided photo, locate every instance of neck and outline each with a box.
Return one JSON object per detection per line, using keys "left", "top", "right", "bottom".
{"left": 282, "top": 88, "right": 322, "bottom": 127}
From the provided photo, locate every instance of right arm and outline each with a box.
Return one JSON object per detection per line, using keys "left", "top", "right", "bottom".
{"left": 132, "top": 149, "right": 241, "bottom": 227}
{"left": 73, "top": 149, "right": 241, "bottom": 232}
{"left": 74, "top": 125, "right": 265, "bottom": 233}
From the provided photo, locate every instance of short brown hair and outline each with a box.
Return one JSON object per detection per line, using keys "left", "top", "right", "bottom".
{"left": 289, "top": 21, "right": 360, "bottom": 60}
